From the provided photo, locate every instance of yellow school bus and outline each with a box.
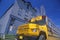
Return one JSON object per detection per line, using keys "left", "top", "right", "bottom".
{"left": 16, "top": 16, "right": 48, "bottom": 40}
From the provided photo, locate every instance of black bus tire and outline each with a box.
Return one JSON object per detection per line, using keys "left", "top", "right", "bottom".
{"left": 38, "top": 34, "right": 46, "bottom": 40}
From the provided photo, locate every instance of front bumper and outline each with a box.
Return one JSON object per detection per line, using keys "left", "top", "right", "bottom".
{"left": 16, "top": 34, "right": 38, "bottom": 40}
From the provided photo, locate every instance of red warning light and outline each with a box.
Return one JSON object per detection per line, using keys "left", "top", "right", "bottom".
{"left": 42, "top": 16, "right": 46, "bottom": 19}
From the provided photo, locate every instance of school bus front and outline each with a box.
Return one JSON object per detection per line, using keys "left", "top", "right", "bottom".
{"left": 16, "top": 16, "right": 48, "bottom": 40}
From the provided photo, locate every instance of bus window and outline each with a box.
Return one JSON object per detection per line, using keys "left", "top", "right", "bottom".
{"left": 29, "top": 17, "right": 46, "bottom": 25}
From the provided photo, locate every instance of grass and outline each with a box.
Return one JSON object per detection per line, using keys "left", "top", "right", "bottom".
{"left": 5, "top": 35, "right": 16, "bottom": 40}
{"left": 0, "top": 34, "right": 16, "bottom": 40}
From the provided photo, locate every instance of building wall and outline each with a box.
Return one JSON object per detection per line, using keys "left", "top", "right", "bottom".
{"left": 0, "top": 6, "right": 12, "bottom": 34}
{"left": 8, "top": 20, "right": 25, "bottom": 35}
{"left": 11, "top": 0, "right": 37, "bottom": 20}
{"left": 8, "top": 0, "right": 37, "bottom": 34}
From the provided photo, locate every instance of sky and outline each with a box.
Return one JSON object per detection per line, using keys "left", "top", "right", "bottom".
{"left": 0, "top": 0, "right": 60, "bottom": 28}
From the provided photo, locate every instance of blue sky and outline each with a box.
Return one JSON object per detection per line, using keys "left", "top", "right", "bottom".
{"left": 0, "top": 0, "right": 60, "bottom": 28}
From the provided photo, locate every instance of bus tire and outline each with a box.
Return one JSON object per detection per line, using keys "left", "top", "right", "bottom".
{"left": 38, "top": 34, "right": 46, "bottom": 40}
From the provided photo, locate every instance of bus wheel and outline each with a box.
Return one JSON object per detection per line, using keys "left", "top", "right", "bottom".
{"left": 38, "top": 34, "right": 46, "bottom": 40}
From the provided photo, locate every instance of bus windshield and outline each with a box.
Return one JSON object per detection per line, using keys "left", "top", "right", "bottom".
{"left": 29, "top": 18, "right": 46, "bottom": 25}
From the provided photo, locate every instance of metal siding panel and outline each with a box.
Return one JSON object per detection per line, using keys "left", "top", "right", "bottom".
{"left": 8, "top": 20, "right": 25, "bottom": 35}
